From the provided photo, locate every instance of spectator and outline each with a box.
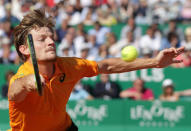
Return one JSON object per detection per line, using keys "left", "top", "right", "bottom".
{"left": 86, "top": 34, "right": 99, "bottom": 57}
{"left": 95, "top": 44, "right": 111, "bottom": 61}
{"left": 120, "top": 78, "right": 154, "bottom": 100}
{"left": 56, "top": 19, "right": 69, "bottom": 43}
{"left": 2, "top": 19, "right": 12, "bottom": 38}
{"left": 151, "top": 22, "right": 162, "bottom": 40}
{"left": 0, "top": 0, "right": 6, "bottom": 20}
{"left": 0, "top": 37, "right": 16, "bottom": 64}
{"left": 74, "top": 27, "right": 87, "bottom": 57}
{"left": 109, "top": 31, "right": 140, "bottom": 57}
{"left": 83, "top": 8, "right": 95, "bottom": 26}
{"left": 79, "top": 44, "right": 95, "bottom": 60}
{"left": 161, "top": 32, "right": 181, "bottom": 50}
{"left": 88, "top": 21, "right": 110, "bottom": 45}
{"left": 69, "top": 81, "right": 93, "bottom": 100}
{"left": 141, "top": 47, "right": 153, "bottom": 58}
{"left": 73, "top": 0, "right": 83, "bottom": 13}
{"left": 66, "top": 3, "right": 82, "bottom": 26}
{"left": 0, "top": 3, "right": 20, "bottom": 28}
{"left": 163, "top": 19, "right": 184, "bottom": 41}
{"left": 93, "top": 74, "right": 121, "bottom": 99}
{"left": 181, "top": 27, "right": 191, "bottom": 46}
{"left": 139, "top": 26, "right": 161, "bottom": 57}
{"left": 181, "top": 0, "right": 191, "bottom": 20}
{"left": 104, "top": 32, "right": 117, "bottom": 48}
{"left": 96, "top": 6, "right": 117, "bottom": 26}
{"left": 118, "top": 0, "right": 134, "bottom": 22}
{"left": 135, "top": 0, "right": 148, "bottom": 17}
{"left": 1, "top": 70, "right": 14, "bottom": 98}
{"left": 107, "top": 0, "right": 121, "bottom": 22}
{"left": 160, "top": 78, "right": 191, "bottom": 102}
{"left": 57, "top": 44, "right": 70, "bottom": 57}
{"left": 120, "top": 17, "right": 142, "bottom": 40}
{"left": 57, "top": 32, "right": 75, "bottom": 57}
{"left": 134, "top": 0, "right": 150, "bottom": 25}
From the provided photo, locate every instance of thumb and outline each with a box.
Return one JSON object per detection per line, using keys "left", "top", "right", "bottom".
{"left": 40, "top": 75, "right": 45, "bottom": 87}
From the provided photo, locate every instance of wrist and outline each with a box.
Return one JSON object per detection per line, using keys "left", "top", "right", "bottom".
{"left": 151, "top": 58, "right": 160, "bottom": 68}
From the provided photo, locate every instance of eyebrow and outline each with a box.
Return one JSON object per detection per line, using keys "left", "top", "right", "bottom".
{"left": 37, "top": 33, "right": 53, "bottom": 38}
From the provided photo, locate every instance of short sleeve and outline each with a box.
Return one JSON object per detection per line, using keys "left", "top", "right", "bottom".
{"left": 9, "top": 73, "right": 25, "bottom": 89}
{"left": 59, "top": 57, "right": 99, "bottom": 79}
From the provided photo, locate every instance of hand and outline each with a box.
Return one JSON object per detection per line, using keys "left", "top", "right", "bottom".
{"left": 24, "top": 74, "right": 45, "bottom": 92}
{"left": 155, "top": 47, "right": 185, "bottom": 68}
{"left": 133, "top": 92, "right": 142, "bottom": 100}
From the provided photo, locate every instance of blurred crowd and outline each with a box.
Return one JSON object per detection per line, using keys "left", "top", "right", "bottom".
{"left": 1, "top": 0, "right": 191, "bottom": 100}
{"left": 0, "top": 0, "right": 191, "bottom": 66}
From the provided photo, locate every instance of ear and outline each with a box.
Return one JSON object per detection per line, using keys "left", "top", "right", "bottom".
{"left": 19, "top": 45, "right": 30, "bottom": 56}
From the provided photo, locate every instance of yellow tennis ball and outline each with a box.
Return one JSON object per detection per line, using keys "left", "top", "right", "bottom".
{"left": 121, "top": 45, "right": 138, "bottom": 62}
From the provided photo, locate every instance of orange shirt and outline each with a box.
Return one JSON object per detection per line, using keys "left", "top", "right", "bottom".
{"left": 8, "top": 57, "right": 98, "bottom": 131}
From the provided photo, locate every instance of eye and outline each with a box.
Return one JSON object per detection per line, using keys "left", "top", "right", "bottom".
{"left": 50, "top": 35, "right": 54, "bottom": 40}
{"left": 38, "top": 37, "right": 45, "bottom": 42}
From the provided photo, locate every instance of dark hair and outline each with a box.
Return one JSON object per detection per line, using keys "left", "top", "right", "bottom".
{"left": 13, "top": 9, "right": 54, "bottom": 61}
{"left": 167, "top": 32, "right": 178, "bottom": 42}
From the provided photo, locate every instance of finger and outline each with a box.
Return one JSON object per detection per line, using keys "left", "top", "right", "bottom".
{"left": 177, "top": 46, "right": 185, "bottom": 53}
{"left": 173, "top": 47, "right": 185, "bottom": 57}
{"left": 40, "top": 75, "right": 45, "bottom": 83}
{"left": 176, "top": 46, "right": 185, "bottom": 55}
{"left": 172, "top": 59, "right": 183, "bottom": 63}
{"left": 171, "top": 47, "right": 177, "bottom": 54}
{"left": 163, "top": 48, "right": 176, "bottom": 54}
{"left": 163, "top": 49, "right": 170, "bottom": 54}
{"left": 40, "top": 75, "right": 45, "bottom": 87}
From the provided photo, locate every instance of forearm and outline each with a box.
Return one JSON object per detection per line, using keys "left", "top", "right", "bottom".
{"left": 120, "top": 91, "right": 134, "bottom": 98}
{"left": 178, "top": 89, "right": 191, "bottom": 96}
{"left": 8, "top": 78, "right": 29, "bottom": 102}
{"left": 98, "top": 58, "right": 158, "bottom": 74}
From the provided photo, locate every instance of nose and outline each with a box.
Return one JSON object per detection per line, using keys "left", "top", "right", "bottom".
{"left": 47, "top": 37, "right": 55, "bottom": 46}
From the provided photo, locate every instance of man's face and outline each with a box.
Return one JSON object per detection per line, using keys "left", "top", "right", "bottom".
{"left": 134, "top": 79, "right": 144, "bottom": 92}
{"left": 100, "top": 74, "right": 109, "bottom": 83}
{"left": 164, "top": 86, "right": 174, "bottom": 94}
{"left": 29, "top": 27, "right": 56, "bottom": 62}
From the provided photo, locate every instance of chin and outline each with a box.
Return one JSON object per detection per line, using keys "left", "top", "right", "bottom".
{"left": 38, "top": 55, "right": 57, "bottom": 63}
{"left": 47, "top": 55, "right": 57, "bottom": 62}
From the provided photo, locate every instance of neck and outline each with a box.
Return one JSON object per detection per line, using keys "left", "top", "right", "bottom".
{"left": 164, "top": 92, "right": 173, "bottom": 97}
{"left": 28, "top": 59, "right": 55, "bottom": 79}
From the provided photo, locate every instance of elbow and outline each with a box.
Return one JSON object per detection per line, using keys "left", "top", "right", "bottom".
{"left": 105, "top": 64, "right": 124, "bottom": 74}
{"left": 98, "top": 62, "right": 114, "bottom": 74}
{"left": 98, "top": 59, "right": 125, "bottom": 74}
{"left": 8, "top": 91, "right": 16, "bottom": 101}
{"left": 8, "top": 86, "right": 17, "bottom": 101}
{"left": 107, "top": 66, "right": 124, "bottom": 74}
{"left": 8, "top": 91, "right": 26, "bottom": 103}
{"left": 8, "top": 84, "right": 26, "bottom": 102}
{"left": 8, "top": 84, "right": 14, "bottom": 101}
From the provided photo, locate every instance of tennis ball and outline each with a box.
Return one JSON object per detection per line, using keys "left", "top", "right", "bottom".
{"left": 121, "top": 45, "right": 138, "bottom": 62}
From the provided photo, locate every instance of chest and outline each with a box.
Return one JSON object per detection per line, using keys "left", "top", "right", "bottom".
{"left": 21, "top": 73, "right": 79, "bottom": 114}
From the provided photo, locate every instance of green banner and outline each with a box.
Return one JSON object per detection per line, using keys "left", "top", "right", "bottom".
{"left": 67, "top": 100, "right": 191, "bottom": 128}
{"left": 1, "top": 99, "right": 191, "bottom": 131}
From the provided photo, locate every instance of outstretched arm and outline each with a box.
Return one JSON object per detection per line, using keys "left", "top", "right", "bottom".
{"left": 176, "top": 89, "right": 191, "bottom": 96}
{"left": 97, "top": 47, "right": 184, "bottom": 74}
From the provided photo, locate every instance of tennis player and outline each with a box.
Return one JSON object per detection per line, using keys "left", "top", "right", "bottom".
{"left": 8, "top": 9, "right": 184, "bottom": 131}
